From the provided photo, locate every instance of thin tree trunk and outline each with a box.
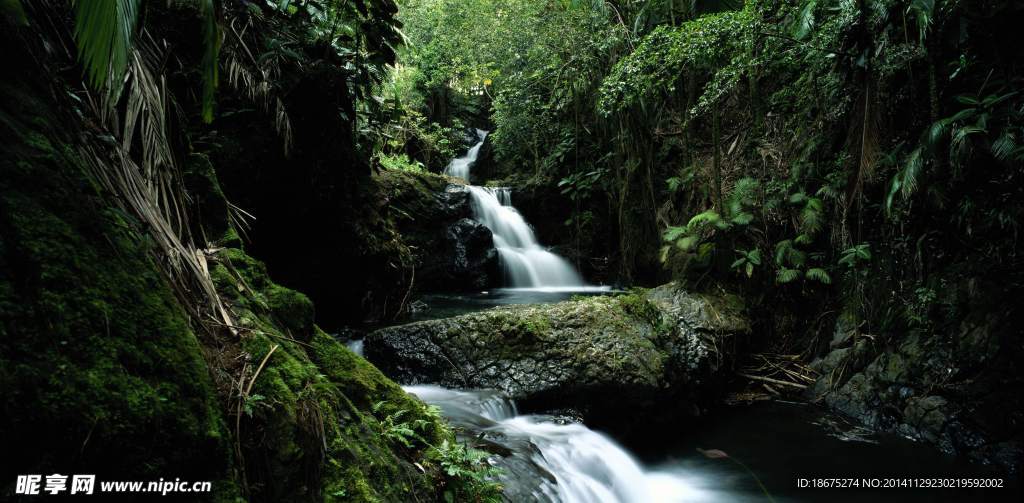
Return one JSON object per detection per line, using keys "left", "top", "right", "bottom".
{"left": 712, "top": 107, "right": 723, "bottom": 212}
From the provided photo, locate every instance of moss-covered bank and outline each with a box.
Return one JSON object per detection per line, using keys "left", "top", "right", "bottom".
{"left": 0, "top": 21, "right": 497, "bottom": 502}
{"left": 0, "top": 66, "right": 239, "bottom": 499}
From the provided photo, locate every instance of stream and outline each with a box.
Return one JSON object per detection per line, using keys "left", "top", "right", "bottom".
{"left": 358, "top": 131, "right": 1021, "bottom": 502}
{"left": 402, "top": 384, "right": 1017, "bottom": 503}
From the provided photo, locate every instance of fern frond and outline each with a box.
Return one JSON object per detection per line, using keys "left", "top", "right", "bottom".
{"left": 677, "top": 235, "right": 700, "bottom": 251}
{"left": 776, "top": 268, "right": 800, "bottom": 284}
{"left": 774, "top": 239, "right": 792, "bottom": 266}
{"left": 687, "top": 210, "right": 722, "bottom": 229}
{"left": 664, "top": 225, "right": 687, "bottom": 242}
{"left": 901, "top": 146, "right": 924, "bottom": 199}
{"left": 805, "top": 268, "right": 832, "bottom": 284}
{"left": 800, "top": 197, "right": 824, "bottom": 235}
{"left": 730, "top": 212, "right": 754, "bottom": 225}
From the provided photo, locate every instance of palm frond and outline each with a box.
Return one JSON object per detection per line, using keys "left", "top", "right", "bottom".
{"left": 1, "top": 0, "right": 27, "bottom": 26}
{"left": 991, "top": 130, "right": 1017, "bottom": 161}
{"left": 225, "top": 43, "right": 294, "bottom": 154}
{"left": 73, "top": 0, "right": 141, "bottom": 92}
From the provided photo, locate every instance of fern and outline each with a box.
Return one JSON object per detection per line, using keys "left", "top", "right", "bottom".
{"left": 800, "top": 197, "right": 825, "bottom": 235}
{"left": 663, "top": 225, "right": 687, "bottom": 242}
{"left": 730, "top": 211, "right": 754, "bottom": 225}
{"left": 687, "top": 210, "right": 722, "bottom": 228}
{"left": 677, "top": 235, "right": 700, "bottom": 251}
{"left": 839, "top": 243, "right": 871, "bottom": 267}
{"left": 774, "top": 239, "right": 807, "bottom": 268}
{"left": 776, "top": 268, "right": 800, "bottom": 284}
{"left": 805, "top": 267, "right": 832, "bottom": 284}
{"left": 992, "top": 131, "right": 1017, "bottom": 161}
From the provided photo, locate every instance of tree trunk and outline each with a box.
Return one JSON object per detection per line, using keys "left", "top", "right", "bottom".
{"left": 712, "top": 107, "right": 723, "bottom": 212}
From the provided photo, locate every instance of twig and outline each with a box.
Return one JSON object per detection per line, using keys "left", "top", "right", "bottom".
{"left": 738, "top": 372, "right": 808, "bottom": 389}
{"left": 245, "top": 344, "right": 279, "bottom": 397}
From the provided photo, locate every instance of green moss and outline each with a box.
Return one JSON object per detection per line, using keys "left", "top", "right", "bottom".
{"left": 210, "top": 248, "right": 458, "bottom": 502}
{"left": 0, "top": 79, "right": 239, "bottom": 499}
{"left": 617, "top": 289, "right": 661, "bottom": 325}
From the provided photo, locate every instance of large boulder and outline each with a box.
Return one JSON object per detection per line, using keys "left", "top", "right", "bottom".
{"left": 364, "top": 285, "right": 749, "bottom": 434}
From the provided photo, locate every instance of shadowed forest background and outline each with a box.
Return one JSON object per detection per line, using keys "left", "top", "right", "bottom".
{"left": 1, "top": 0, "right": 1022, "bottom": 501}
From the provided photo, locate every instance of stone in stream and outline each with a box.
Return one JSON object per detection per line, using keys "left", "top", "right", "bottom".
{"left": 364, "top": 283, "right": 750, "bottom": 435}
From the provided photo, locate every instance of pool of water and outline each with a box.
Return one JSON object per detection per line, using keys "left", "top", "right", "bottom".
{"left": 633, "top": 400, "right": 1019, "bottom": 502}
{"left": 407, "top": 385, "right": 1020, "bottom": 503}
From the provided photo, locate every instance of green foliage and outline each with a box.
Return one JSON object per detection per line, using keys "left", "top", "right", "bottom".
{"left": 387, "top": 0, "right": 1024, "bottom": 349}
{"left": 72, "top": 0, "right": 140, "bottom": 91}
{"left": 559, "top": 168, "right": 607, "bottom": 202}
{"left": 598, "top": 8, "right": 755, "bottom": 115}
{"left": 377, "top": 152, "right": 427, "bottom": 173}
{"left": 373, "top": 400, "right": 436, "bottom": 448}
{"left": 428, "top": 440, "right": 503, "bottom": 503}
{"left": 906, "top": 286, "right": 938, "bottom": 328}
{"left": 731, "top": 248, "right": 762, "bottom": 278}
{"left": 839, "top": 243, "right": 871, "bottom": 268}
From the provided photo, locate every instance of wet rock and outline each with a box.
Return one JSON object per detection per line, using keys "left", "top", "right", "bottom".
{"left": 445, "top": 218, "right": 498, "bottom": 289}
{"left": 377, "top": 170, "right": 499, "bottom": 291}
{"left": 438, "top": 183, "right": 473, "bottom": 218}
{"left": 807, "top": 303, "right": 1024, "bottom": 474}
{"left": 364, "top": 286, "right": 749, "bottom": 433}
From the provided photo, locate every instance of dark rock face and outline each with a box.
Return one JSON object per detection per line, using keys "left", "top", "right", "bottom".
{"left": 808, "top": 308, "right": 1024, "bottom": 474}
{"left": 364, "top": 285, "right": 749, "bottom": 435}
{"left": 378, "top": 171, "right": 498, "bottom": 292}
{"left": 445, "top": 218, "right": 498, "bottom": 289}
{"left": 438, "top": 183, "right": 473, "bottom": 218}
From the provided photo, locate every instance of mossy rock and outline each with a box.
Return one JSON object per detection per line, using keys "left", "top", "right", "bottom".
{"left": 365, "top": 287, "right": 750, "bottom": 434}
{"left": 209, "top": 248, "right": 459, "bottom": 502}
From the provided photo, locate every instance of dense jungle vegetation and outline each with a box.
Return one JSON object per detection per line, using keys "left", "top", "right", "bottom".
{"left": 2, "top": 0, "right": 1022, "bottom": 501}
{"left": 385, "top": 0, "right": 1024, "bottom": 345}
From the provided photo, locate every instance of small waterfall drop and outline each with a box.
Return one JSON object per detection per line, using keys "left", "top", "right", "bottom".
{"left": 445, "top": 129, "right": 489, "bottom": 181}
{"left": 446, "top": 130, "right": 597, "bottom": 290}
{"left": 405, "top": 385, "right": 711, "bottom": 503}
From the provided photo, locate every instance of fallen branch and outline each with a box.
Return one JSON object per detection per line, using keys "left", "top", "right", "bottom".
{"left": 738, "top": 372, "right": 808, "bottom": 389}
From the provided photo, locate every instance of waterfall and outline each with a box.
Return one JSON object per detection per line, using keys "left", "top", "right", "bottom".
{"left": 405, "top": 385, "right": 711, "bottom": 503}
{"left": 447, "top": 130, "right": 595, "bottom": 290}
{"left": 445, "top": 129, "right": 489, "bottom": 181}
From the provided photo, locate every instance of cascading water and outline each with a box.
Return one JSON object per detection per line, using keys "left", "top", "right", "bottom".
{"left": 405, "top": 385, "right": 716, "bottom": 503}
{"left": 447, "top": 130, "right": 600, "bottom": 290}
{"left": 445, "top": 129, "right": 489, "bottom": 181}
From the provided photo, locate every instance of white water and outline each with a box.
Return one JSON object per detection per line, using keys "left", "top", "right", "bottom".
{"left": 447, "top": 130, "right": 602, "bottom": 290}
{"left": 406, "top": 385, "right": 714, "bottom": 503}
{"left": 445, "top": 129, "right": 489, "bottom": 181}
{"left": 345, "top": 339, "right": 364, "bottom": 357}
